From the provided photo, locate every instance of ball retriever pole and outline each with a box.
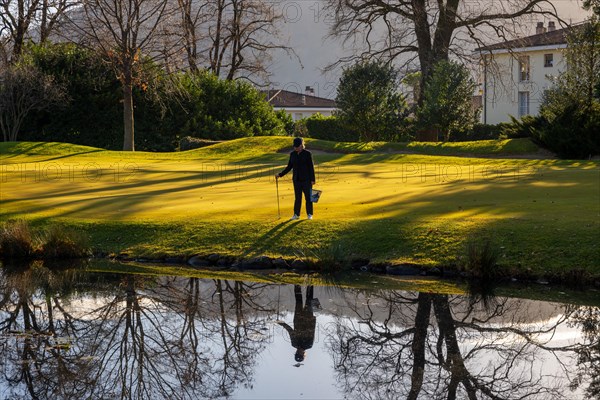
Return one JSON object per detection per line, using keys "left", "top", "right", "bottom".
{"left": 275, "top": 176, "right": 281, "bottom": 219}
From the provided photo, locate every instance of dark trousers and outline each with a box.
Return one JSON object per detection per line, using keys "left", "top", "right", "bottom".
{"left": 293, "top": 180, "right": 313, "bottom": 216}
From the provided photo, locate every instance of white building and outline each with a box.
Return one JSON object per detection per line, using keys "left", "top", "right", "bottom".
{"left": 477, "top": 21, "right": 572, "bottom": 125}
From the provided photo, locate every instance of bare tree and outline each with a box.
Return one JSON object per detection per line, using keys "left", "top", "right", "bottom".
{"left": 176, "top": 0, "right": 297, "bottom": 82}
{"left": 2, "top": 268, "right": 598, "bottom": 399}
{"left": 0, "top": 265, "right": 99, "bottom": 400}
{"left": 0, "top": 0, "right": 40, "bottom": 61}
{"left": 327, "top": 290, "right": 586, "bottom": 399}
{"left": 570, "top": 305, "right": 600, "bottom": 398}
{"left": 327, "top": 0, "right": 562, "bottom": 103}
{"left": 38, "top": 0, "right": 78, "bottom": 42}
{"left": 221, "top": 0, "right": 291, "bottom": 81}
{"left": 0, "top": 0, "right": 79, "bottom": 62}
{"left": 175, "top": 0, "right": 204, "bottom": 72}
{"left": 74, "top": 276, "right": 273, "bottom": 398}
{"left": 69, "top": 0, "right": 174, "bottom": 151}
{"left": 0, "top": 64, "right": 66, "bottom": 141}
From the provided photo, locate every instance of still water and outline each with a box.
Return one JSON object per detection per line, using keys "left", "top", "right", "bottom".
{"left": 0, "top": 265, "right": 598, "bottom": 400}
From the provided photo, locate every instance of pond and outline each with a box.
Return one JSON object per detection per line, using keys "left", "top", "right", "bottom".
{"left": 0, "top": 264, "right": 598, "bottom": 399}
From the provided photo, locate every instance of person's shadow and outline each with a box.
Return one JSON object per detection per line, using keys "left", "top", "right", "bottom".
{"left": 278, "top": 285, "right": 317, "bottom": 364}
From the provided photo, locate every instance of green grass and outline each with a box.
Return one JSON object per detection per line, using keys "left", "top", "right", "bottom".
{"left": 82, "top": 259, "right": 466, "bottom": 294}
{"left": 0, "top": 136, "right": 543, "bottom": 158}
{"left": 89, "top": 260, "right": 600, "bottom": 305}
{"left": 1, "top": 137, "right": 598, "bottom": 279}
{"left": 307, "top": 137, "right": 542, "bottom": 156}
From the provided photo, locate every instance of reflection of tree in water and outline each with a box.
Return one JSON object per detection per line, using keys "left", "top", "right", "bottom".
{"left": 3, "top": 265, "right": 599, "bottom": 399}
{"left": 0, "top": 262, "right": 98, "bottom": 399}
{"left": 0, "top": 268, "right": 277, "bottom": 399}
{"left": 79, "top": 276, "right": 276, "bottom": 399}
{"left": 569, "top": 305, "right": 600, "bottom": 398}
{"left": 143, "top": 277, "right": 277, "bottom": 398}
{"left": 327, "top": 291, "right": 593, "bottom": 400}
{"left": 84, "top": 274, "right": 185, "bottom": 399}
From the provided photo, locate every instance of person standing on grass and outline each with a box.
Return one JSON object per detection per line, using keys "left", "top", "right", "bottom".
{"left": 276, "top": 137, "right": 316, "bottom": 220}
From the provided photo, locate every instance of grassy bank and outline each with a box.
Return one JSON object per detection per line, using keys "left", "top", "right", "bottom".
{"left": 307, "top": 137, "right": 544, "bottom": 156}
{"left": 1, "top": 137, "right": 598, "bottom": 278}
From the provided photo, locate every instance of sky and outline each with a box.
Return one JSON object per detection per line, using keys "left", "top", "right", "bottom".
{"left": 265, "top": 0, "right": 592, "bottom": 99}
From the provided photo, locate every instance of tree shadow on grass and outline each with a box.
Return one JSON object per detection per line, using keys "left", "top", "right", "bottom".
{"left": 2, "top": 153, "right": 597, "bottom": 271}
{"left": 0, "top": 163, "right": 277, "bottom": 219}
{"left": 0, "top": 142, "right": 103, "bottom": 161}
{"left": 249, "top": 165, "right": 599, "bottom": 270}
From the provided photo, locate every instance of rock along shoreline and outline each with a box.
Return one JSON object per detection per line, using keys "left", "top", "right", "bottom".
{"left": 108, "top": 252, "right": 600, "bottom": 290}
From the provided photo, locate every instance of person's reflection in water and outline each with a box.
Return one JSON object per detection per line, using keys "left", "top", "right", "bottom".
{"left": 278, "top": 285, "right": 316, "bottom": 364}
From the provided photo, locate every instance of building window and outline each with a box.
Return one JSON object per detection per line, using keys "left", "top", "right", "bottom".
{"left": 544, "top": 53, "right": 554, "bottom": 67}
{"left": 518, "top": 91, "right": 530, "bottom": 117}
{"left": 519, "top": 56, "right": 530, "bottom": 81}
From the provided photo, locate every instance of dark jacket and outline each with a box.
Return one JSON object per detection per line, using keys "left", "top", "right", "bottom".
{"left": 279, "top": 317, "right": 316, "bottom": 350}
{"left": 279, "top": 150, "right": 316, "bottom": 182}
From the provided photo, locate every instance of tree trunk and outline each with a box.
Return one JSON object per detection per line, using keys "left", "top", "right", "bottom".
{"left": 433, "top": 295, "right": 478, "bottom": 400}
{"left": 179, "top": 0, "right": 198, "bottom": 72}
{"left": 407, "top": 292, "right": 432, "bottom": 400}
{"left": 226, "top": 0, "right": 241, "bottom": 80}
{"left": 122, "top": 77, "right": 135, "bottom": 151}
{"left": 211, "top": 0, "right": 225, "bottom": 75}
{"left": 12, "top": 28, "right": 25, "bottom": 61}
{"left": 40, "top": 0, "right": 49, "bottom": 42}
{"left": 412, "top": 0, "right": 433, "bottom": 106}
{"left": 1, "top": 122, "right": 7, "bottom": 142}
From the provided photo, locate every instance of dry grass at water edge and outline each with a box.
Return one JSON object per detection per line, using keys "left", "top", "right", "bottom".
{"left": 0, "top": 220, "right": 91, "bottom": 260}
{"left": 0, "top": 220, "right": 36, "bottom": 259}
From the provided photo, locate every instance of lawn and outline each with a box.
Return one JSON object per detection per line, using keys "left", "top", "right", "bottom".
{"left": 0, "top": 137, "right": 598, "bottom": 277}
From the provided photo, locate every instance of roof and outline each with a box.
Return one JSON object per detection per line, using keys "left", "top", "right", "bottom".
{"left": 263, "top": 89, "right": 337, "bottom": 109}
{"left": 476, "top": 23, "right": 586, "bottom": 52}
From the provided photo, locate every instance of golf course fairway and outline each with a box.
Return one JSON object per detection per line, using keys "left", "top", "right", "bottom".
{"left": 1, "top": 137, "right": 598, "bottom": 278}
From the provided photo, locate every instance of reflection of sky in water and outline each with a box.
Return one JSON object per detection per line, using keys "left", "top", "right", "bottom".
{"left": 234, "top": 314, "right": 340, "bottom": 400}
{"left": 234, "top": 313, "right": 586, "bottom": 399}
{"left": 0, "top": 273, "right": 597, "bottom": 400}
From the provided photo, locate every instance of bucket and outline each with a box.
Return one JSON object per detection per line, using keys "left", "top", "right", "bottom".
{"left": 310, "top": 189, "right": 322, "bottom": 203}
